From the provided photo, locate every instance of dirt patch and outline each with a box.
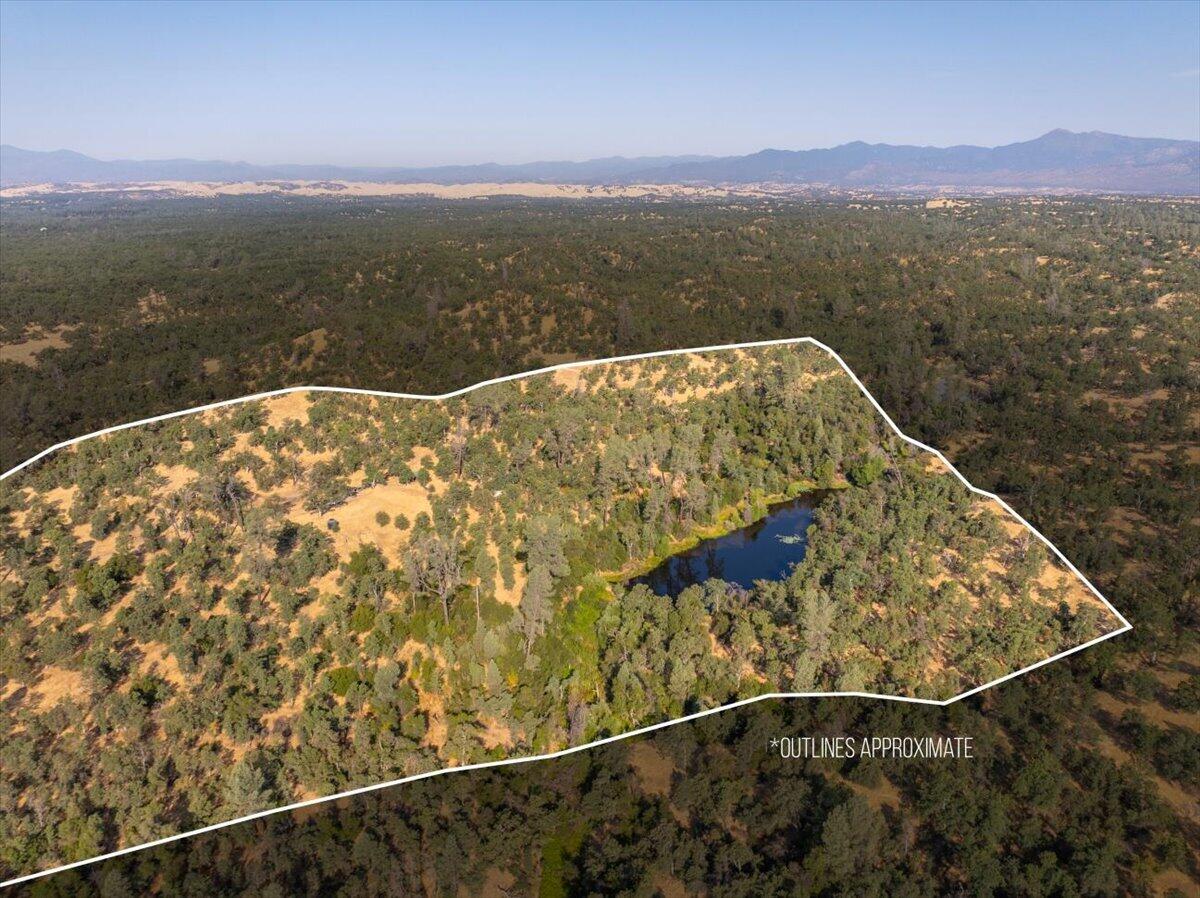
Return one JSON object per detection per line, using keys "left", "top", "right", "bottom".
{"left": 290, "top": 329, "right": 328, "bottom": 372}
{"left": 155, "top": 463, "right": 197, "bottom": 494}
{"left": 477, "top": 716, "right": 514, "bottom": 750}
{"left": 1094, "top": 728, "right": 1198, "bottom": 827}
{"left": 629, "top": 742, "right": 674, "bottom": 797}
{"left": 1153, "top": 868, "right": 1200, "bottom": 898}
{"left": 1095, "top": 690, "right": 1200, "bottom": 734}
{"left": 262, "top": 391, "right": 313, "bottom": 429}
{"left": 41, "top": 484, "right": 78, "bottom": 514}
{"left": 136, "top": 290, "right": 170, "bottom": 322}
{"left": 490, "top": 539, "right": 525, "bottom": 607}
{"left": 32, "top": 665, "right": 87, "bottom": 711}
{"left": 261, "top": 691, "right": 309, "bottom": 741}
{"left": 837, "top": 771, "right": 901, "bottom": 811}
{"left": 292, "top": 477, "right": 433, "bottom": 565}
{"left": 463, "top": 867, "right": 517, "bottom": 898}
{"left": 1152, "top": 291, "right": 1191, "bottom": 309}
{"left": 549, "top": 351, "right": 752, "bottom": 405}
{"left": 73, "top": 519, "right": 122, "bottom": 565}
{"left": 1083, "top": 387, "right": 1171, "bottom": 412}
{"left": 552, "top": 364, "right": 587, "bottom": 393}
{"left": 651, "top": 873, "right": 688, "bottom": 898}
{"left": 0, "top": 325, "right": 75, "bottom": 367}
{"left": 136, "top": 642, "right": 185, "bottom": 687}
{"left": 420, "top": 691, "right": 447, "bottom": 751}
{"left": 983, "top": 501, "right": 1097, "bottom": 610}
{"left": 540, "top": 351, "right": 579, "bottom": 367}
{"left": 924, "top": 456, "right": 1103, "bottom": 615}
{"left": 1105, "top": 507, "right": 1154, "bottom": 544}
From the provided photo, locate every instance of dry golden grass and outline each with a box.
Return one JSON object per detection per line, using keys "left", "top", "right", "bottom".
{"left": 289, "top": 328, "right": 328, "bottom": 372}
{"left": 264, "top": 391, "right": 312, "bottom": 429}
{"left": 923, "top": 455, "right": 1102, "bottom": 613}
{"left": 0, "top": 180, "right": 770, "bottom": 200}
{"left": 30, "top": 666, "right": 86, "bottom": 712}
{"left": 465, "top": 868, "right": 518, "bottom": 898}
{"left": 477, "top": 717, "right": 514, "bottom": 750}
{"left": 836, "top": 770, "right": 902, "bottom": 812}
{"left": 628, "top": 742, "right": 675, "bottom": 797}
{"left": 650, "top": 874, "right": 689, "bottom": 898}
{"left": 0, "top": 325, "right": 74, "bottom": 367}
{"left": 292, "top": 478, "right": 433, "bottom": 562}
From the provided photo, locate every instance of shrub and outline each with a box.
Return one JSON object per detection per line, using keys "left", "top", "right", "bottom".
{"left": 327, "top": 666, "right": 359, "bottom": 696}
{"left": 847, "top": 454, "right": 886, "bottom": 487}
{"left": 349, "top": 603, "right": 377, "bottom": 634}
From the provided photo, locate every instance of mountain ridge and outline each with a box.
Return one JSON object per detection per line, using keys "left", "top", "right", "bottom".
{"left": 643, "top": 130, "right": 1199, "bottom": 193}
{"left": 2, "top": 130, "right": 1197, "bottom": 194}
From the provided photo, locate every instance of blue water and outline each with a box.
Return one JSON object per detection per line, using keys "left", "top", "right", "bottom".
{"left": 627, "top": 492, "right": 829, "bottom": 597}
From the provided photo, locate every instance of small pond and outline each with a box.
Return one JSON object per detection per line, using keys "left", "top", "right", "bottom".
{"left": 627, "top": 491, "right": 831, "bottom": 597}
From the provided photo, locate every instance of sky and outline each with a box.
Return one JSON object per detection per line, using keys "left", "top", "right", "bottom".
{"left": 1, "top": 0, "right": 1197, "bottom": 167}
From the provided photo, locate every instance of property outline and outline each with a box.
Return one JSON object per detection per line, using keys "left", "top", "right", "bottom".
{"left": 0, "top": 336, "right": 1133, "bottom": 888}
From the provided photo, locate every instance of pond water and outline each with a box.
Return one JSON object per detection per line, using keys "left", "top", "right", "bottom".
{"left": 627, "top": 492, "right": 831, "bottom": 597}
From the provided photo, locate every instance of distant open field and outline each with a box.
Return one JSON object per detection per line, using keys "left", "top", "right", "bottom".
{"left": 0, "top": 180, "right": 777, "bottom": 200}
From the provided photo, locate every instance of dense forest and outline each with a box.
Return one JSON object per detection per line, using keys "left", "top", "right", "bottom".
{"left": 0, "top": 345, "right": 1113, "bottom": 877}
{"left": 0, "top": 194, "right": 1197, "bottom": 894}
{"left": 10, "top": 671, "right": 1197, "bottom": 898}
{"left": 1, "top": 195, "right": 1195, "bottom": 474}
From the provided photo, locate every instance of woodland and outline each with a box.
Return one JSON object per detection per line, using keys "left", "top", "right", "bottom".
{"left": 0, "top": 345, "right": 1113, "bottom": 875}
{"left": 11, "top": 681, "right": 1198, "bottom": 898}
{"left": 0, "top": 194, "right": 1196, "bottom": 894}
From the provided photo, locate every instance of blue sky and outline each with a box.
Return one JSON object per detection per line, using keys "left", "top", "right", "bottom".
{"left": 1, "top": 0, "right": 1197, "bottom": 166}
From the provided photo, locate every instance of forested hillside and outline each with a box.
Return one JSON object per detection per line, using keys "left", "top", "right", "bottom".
{"left": 0, "top": 195, "right": 1196, "bottom": 894}
{"left": 0, "top": 345, "right": 1114, "bottom": 877}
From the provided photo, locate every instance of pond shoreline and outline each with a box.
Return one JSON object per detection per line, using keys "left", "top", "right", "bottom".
{"left": 607, "top": 481, "right": 847, "bottom": 592}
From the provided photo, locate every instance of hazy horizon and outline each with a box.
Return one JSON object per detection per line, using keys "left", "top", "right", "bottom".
{"left": 1, "top": 0, "right": 1197, "bottom": 168}
{"left": 8, "top": 125, "right": 1199, "bottom": 172}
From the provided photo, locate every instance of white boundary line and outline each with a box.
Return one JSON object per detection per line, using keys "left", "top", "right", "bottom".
{"left": 0, "top": 337, "right": 1132, "bottom": 889}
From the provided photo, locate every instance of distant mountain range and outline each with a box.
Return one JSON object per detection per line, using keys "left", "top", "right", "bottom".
{"left": 3, "top": 130, "right": 1197, "bottom": 194}
{"left": 0, "top": 147, "right": 716, "bottom": 189}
